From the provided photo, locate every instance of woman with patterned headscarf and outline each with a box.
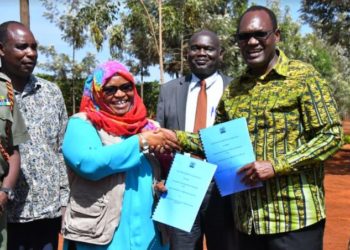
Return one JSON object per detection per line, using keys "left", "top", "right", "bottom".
{"left": 61, "top": 61, "right": 175, "bottom": 250}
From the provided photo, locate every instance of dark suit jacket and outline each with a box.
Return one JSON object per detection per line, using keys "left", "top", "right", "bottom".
{"left": 156, "top": 72, "right": 232, "bottom": 130}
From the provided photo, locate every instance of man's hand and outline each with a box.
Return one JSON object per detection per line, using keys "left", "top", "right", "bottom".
{"left": 60, "top": 206, "right": 66, "bottom": 233}
{"left": 0, "top": 147, "right": 20, "bottom": 215}
{"left": 238, "top": 160, "right": 275, "bottom": 186}
{"left": 143, "top": 128, "right": 181, "bottom": 153}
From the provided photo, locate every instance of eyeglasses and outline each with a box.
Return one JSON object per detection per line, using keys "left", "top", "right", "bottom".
{"left": 236, "top": 30, "right": 275, "bottom": 42}
{"left": 102, "top": 83, "right": 133, "bottom": 96}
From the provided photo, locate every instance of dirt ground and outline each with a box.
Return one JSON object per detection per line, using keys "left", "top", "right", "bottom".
{"left": 323, "top": 145, "right": 350, "bottom": 250}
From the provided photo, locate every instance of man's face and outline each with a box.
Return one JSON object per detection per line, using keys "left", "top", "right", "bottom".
{"left": 187, "top": 33, "right": 222, "bottom": 79}
{"left": 0, "top": 23, "right": 38, "bottom": 79}
{"left": 237, "top": 10, "right": 280, "bottom": 72}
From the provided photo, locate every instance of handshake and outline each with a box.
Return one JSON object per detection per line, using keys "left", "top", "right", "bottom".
{"left": 138, "top": 128, "right": 182, "bottom": 194}
{"left": 138, "top": 128, "right": 181, "bottom": 154}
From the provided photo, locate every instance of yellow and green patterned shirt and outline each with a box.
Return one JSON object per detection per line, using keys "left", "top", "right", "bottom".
{"left": 176, "top": 49, "right": 343, "bottom": 235}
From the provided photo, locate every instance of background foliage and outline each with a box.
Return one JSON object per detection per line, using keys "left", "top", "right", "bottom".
{"left": 37, "top": 0, "right": 350, "bottom": 118}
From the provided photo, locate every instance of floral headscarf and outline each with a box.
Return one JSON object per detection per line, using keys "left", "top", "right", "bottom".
{"left": 79, "top": 60, "right": 149, "bottom": 136}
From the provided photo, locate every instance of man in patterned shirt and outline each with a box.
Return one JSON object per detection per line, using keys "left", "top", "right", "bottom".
{"left": 0, "top": 33, "right": 29, "bottom": 250}
{"left": 172, "top": 5, "right": 343, "bottom": 250}
{"left": 0, "top": 21, "right": 69, "bottom": 250}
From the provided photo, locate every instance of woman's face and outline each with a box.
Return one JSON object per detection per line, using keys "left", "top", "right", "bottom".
{"left": 102, "top": 75, "right": 134, "bottom": 116}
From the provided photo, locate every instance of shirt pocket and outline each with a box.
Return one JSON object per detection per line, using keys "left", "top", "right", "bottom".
{"left": 0, "top": 105, "right": 13, "bottom": 147}
{"left": 0, "top": 105, "right": 13, "bottom": 123}
{"left": 65, "top": 197, "right": 108, "bottom": 237}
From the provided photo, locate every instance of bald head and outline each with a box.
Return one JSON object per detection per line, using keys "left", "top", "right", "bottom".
{"left": 0, "top": 21, "right": 29, "bottom": 44}
{"left": 0, "top": 21, "right": 37, "bottom": 88}
{"left": 189, "top": 30, "right": 221, "bottom": 48}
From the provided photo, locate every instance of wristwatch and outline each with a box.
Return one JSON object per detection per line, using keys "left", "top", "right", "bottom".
{"left": 0, "top": 187, "right": 14, "bottom": 201}
{"left": 139, "top": 134, "right": 149, "bottom": 153}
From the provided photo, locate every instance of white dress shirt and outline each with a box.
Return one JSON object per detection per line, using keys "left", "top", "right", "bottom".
{"left": 185, "top": 72, "right": 224, "bottom": 132}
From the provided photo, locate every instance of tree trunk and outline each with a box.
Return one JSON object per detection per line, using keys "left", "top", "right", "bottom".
{"left": 158, "top": 0, "right": 164, "bottom": 84}
{"left": 180, "top": 33, "right": 184, "bottom": 77}
{"left": 72, "top": 46, "right": 76, "bottom": 114}
{"left": 20, "top": 0, "right": 30, "bottom": 28}
{"left": 140, "top": 65, "right": 144, "bottom": 100}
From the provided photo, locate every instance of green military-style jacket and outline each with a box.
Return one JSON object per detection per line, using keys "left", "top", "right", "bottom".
{"left": 0, "top": 72, "right": 29, "bottom": 182}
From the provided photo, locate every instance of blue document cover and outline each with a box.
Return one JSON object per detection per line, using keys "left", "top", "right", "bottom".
{"left": 152, "top": 153, "right": 217, "bottom": 232}
{"left": 199, "top": 117, "right": 261, "bottom": 196}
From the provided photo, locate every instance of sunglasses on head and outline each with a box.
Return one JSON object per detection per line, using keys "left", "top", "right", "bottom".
{"left": 102, "top": 83, "right": 133, "bottom": 96}
{"left": 236, "top": 30, "right": 275, "bottom": 42}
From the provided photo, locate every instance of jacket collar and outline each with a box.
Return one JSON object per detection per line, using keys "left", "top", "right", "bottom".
{"left": 0, "top": 72, "right": 11, "bottom": 82}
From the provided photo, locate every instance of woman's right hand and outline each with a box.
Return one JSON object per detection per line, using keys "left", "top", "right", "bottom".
{"left": 154, "top": 180, "right": 167, "bottom": 193}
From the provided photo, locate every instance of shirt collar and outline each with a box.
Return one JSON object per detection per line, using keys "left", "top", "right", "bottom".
{"left": 191, "top": 71, "right": 219, "bottom": 89}
{"left": 242, "top": 48, "right": 289, "bottom": 81}
{"left": 271, "top": 49, "right": 289, "bottom": 77}
{"left": 14, "top": 75, "right": 41, "bottom": 96}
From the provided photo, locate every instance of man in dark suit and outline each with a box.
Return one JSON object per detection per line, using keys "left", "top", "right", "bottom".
{"left": 156, "top": 29, "right": 235, "bottom": 250}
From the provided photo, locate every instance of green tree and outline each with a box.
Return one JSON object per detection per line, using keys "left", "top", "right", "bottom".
{"left": 121, "top": 0, "right": 248, "bottom": 79}
{"left": 37, "top": 0, "right": 349, "bottom": 118}
{"left": 300, "top": 0, "right": 350, "bottom": 118}
{"left": 40, "top": 0, "right": 120, "bottom": 113}
{"left": 37, "top": 45, "right": 97, "bottom": 115}
{"left": 123, "top": 0, "right": 248, "bottom": 113}
{"left": 300, "top": 0, "right": 350, "bottom": 53}
{"left": 135, "top": 81, "right": 160, "bottom": 118}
